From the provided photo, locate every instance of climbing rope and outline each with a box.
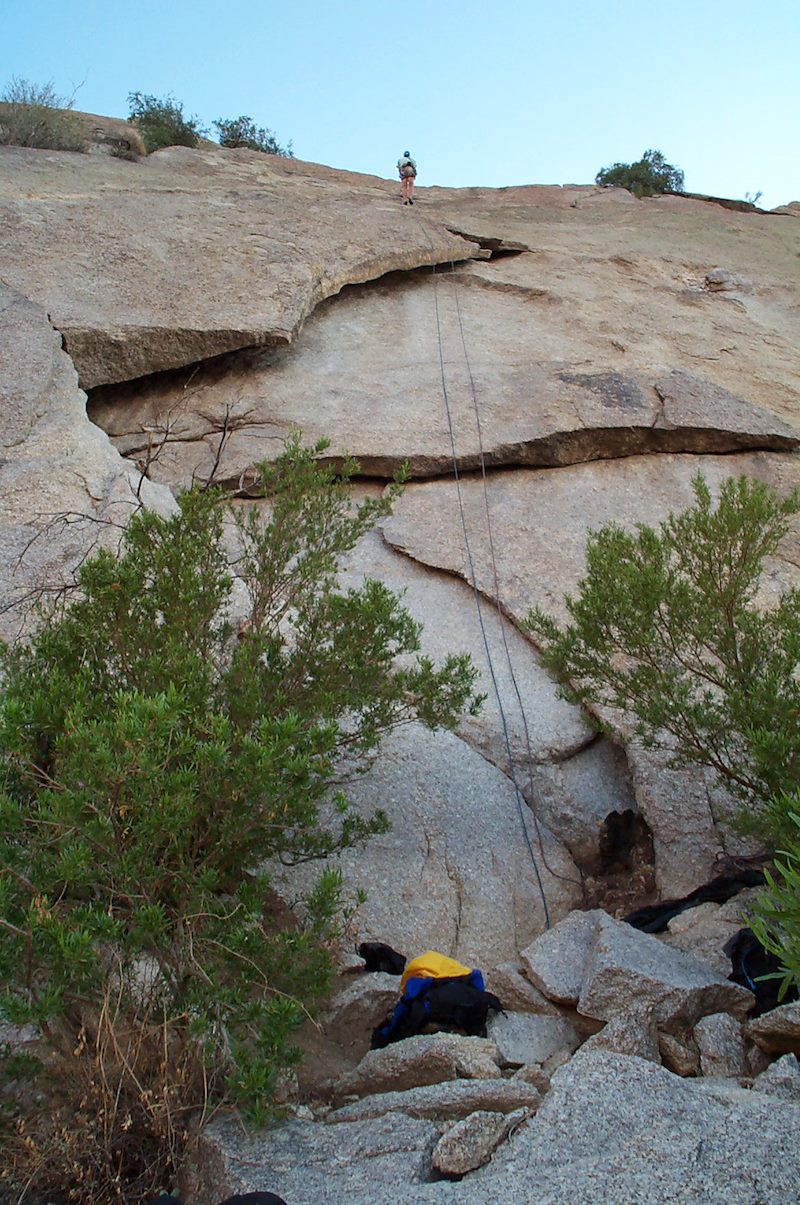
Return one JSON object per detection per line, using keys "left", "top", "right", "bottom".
{"left": 446, "top": 260, "right": 586, "bottom": 901}
{"left": 419, "top": 224, "right": 553, "bottom": 927}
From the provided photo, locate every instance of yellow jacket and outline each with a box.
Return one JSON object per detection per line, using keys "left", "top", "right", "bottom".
{"left": 399, "top": 950, "right": 471, "bottom": 994}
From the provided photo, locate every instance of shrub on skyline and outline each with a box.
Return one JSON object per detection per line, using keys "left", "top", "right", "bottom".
{"left": 127, "top": 90, "right": 204, "bottom": 152}
{"left": 214, "top": 114, "right": 293, "bottom": 156}
{"left": 596, "top": 148, "right": 685, "bottom": 197}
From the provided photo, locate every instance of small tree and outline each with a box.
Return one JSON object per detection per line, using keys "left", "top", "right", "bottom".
{"left": 127, "top": 91, "right": 204, "bottom": 153}
{"left": 214, "top": 115, "right": 293, "bottom": 157}
{"left": 0, "top": 437, "right": 481, "bottom": 1201}
{"left": 0, "top": 77, "right": 87, "bottom": 152}
{"left": 596, "top": 148, "right": 685, "bottom": 197}
{"left": 526, "top": 472, "right": 800, "bottom": 996}
{"left": 527, "top": 474, "right": 800, "bottom": 846}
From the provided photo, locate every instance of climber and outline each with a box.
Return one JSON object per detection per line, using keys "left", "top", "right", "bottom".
{"left": 397, "top": 151, "right": 417, "bottom": 205}
{"left": 370, "top": 949, "right": 504, "bottom": 1048}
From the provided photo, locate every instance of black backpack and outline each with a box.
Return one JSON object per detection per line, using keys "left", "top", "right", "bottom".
{"left": 371, "top": 972, "right": 504, "bottom": 1048}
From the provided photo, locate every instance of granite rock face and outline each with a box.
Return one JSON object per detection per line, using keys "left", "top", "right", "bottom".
{"left": 0, "top": 284, "right": 174, "bottom": 640}
{"left": 276, "top": 724, "right": 583, "bottom": 967}
{"left": 188, "top": 1051, "right": 800, "bottom": 1203}
{"left": 6, "top": 137, "right": 799, "bottom": 917}
{"left": 6, "top": 137, "right": 799, "bottom": 1204}
{"left": 0, "top": 144, "right": 478, "bottom": 388}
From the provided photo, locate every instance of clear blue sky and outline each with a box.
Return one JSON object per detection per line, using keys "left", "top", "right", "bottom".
{"left": 3, "top": 0, "right": 798, "bottom": 209}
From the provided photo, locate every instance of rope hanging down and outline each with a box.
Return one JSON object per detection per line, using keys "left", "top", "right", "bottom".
{"left": 419, "top": 225, "right": 555, "bottom": 928}
{"left": 445, "top": 259, "right": 585, "bottom": 904}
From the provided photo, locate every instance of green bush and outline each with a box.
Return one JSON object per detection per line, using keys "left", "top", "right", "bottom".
{"left": 214, "top": 114, "right": 293, "bottom": 156}
{"left": 0, "top": 77, "right": 88, "bottom": 152}
{"left": 0, "top": 437, "right": 481, "bottom": 1202}
{"left": 526, "top": 474, "right": 800, "bottom": 991}
{"left": 751, "top": 808, "right": 800, "bottom": 1001}
{"left": 595, "top": 148, "right": 685, "bottom": 197}
{"left": 127, "top": 90, "right": 204, "bottom": 153}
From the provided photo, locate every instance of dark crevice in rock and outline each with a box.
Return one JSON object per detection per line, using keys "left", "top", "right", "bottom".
{"left": 583, "top": 809, "right": 657, "bottom": 914}
{"left": 307, "top": 427, "right": 799, "bottom": 487}
{"left": 445, "top": 227, "right": 529, "bottom": 258}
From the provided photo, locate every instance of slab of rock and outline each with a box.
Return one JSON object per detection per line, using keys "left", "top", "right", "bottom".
{"left": 339, "top": 524, "right": 595, "bottom": 791}
{"left": 326, "top": 1077, "right": 541, "bottom": 1125}
{"left": 333, "top": 1033, "right": 500, "bottom": 1100}
{"left": 276, "top": 724, "right": 582, "bottom": 968}
{"left": 0, "top": 143, "right": 478, "bottom": 388}
{"left": 746, "top": 1001, "right": 800, "bottom": 1056}
{"left": 520, "top": 909, "right": 607, "bottom": 1004}
{"left": 578, "top": 912, "right": 754, "bottom": 1028}
{"left": 87, "top": 200, "right": 800, "bottom": 486}
{"left": 184, "top": 1112, "right": 440, "bottom": 1205}
{"left": 431, "top": 1108, "right": 529, "bottom": 1177}
{"left": 752, "top": 1053, "right": 800, "bottom": 1103}
{"left": 579, "top": 1004, "right": 661, "bottom": 1063}
{"left": 487, "top": 1011, "right": 579, "bottom": 1068}
{"left": 653, "top": 371, "right": 791, "bottom": 454}
{"left": 694, "top": 1012, "right": 746, "bottom": 1078}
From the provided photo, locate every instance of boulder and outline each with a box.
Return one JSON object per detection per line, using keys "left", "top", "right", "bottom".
{"left": 322, "top": 973, "right": 403, "bottom": 1037}
{"left": 486, "top": 1011, "right": 579, "bottom": 1068}
{"left": 483, "top": 963, "right": 561, "bottom": 1016}
{"left": 577, "top": 912, "right": 754, "bottom": 1028}
{"left": 694, "top": 1012, "right": 746, "bottom": 1078}
{"left": 658, "top": 1031, "right": 701, "bottom": 1077}
{"left": 511, "top": 1063, "right": 552, "bottom": 1094}
{"left": 746, "top": 1001, "right": 800, "bottom": 1056}
{"left": 520, "top": 909, "right": 608, "bottom": 1004}
{"left": 579, "top": 1003, "right": 661, "bottom": 1063}
{"left": 662, "top": 893, "right": 762, "bottom": 977}
{"left": 431, "top": 1108, "right": 529, "bottom": 1177}
{"left": 752, "top": 1053, "right": 800, "bottom": 1103}
{"left": 333, "top": 1033, "right": 501, "bottom": 1100}
{"left": 326, "top": 1078, "right": 541, "bottom": 1125}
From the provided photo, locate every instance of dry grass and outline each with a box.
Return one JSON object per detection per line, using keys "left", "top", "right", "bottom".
{"left": 0, "top": 79, "right": 88, "bottom": 153}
